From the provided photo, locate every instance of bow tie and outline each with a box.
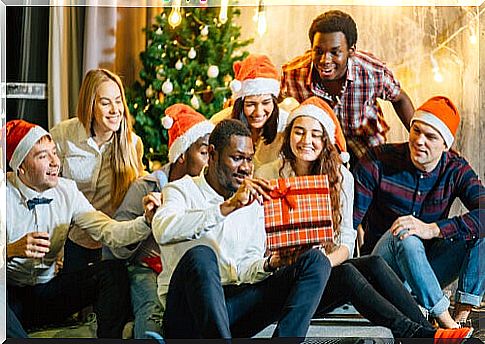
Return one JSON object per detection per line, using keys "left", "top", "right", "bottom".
{"left": 27, "top": 197, "right": 53, "bottom": 210}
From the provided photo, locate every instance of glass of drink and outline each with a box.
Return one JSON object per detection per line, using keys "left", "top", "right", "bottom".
{"left": 33, "top": 223, "right": 50, "bottom": 269}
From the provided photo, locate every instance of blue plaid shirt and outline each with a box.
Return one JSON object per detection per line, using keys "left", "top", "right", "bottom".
{"left": 353, "top": 143, "right": 484, "bottom": 254}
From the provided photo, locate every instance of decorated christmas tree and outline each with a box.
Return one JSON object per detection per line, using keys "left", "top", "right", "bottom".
{"left": 128, "top": 6, "right": 253, "bottom": 167}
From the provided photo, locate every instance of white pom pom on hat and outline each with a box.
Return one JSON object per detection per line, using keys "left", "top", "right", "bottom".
{"left": 229, "top": 79, "right": 242, "bottom": 93}
{"left": 340, "top": 151, "right": 350, "bottom": 164}
{"left": 161, "top": 115, "right": 174, "bottom": 129}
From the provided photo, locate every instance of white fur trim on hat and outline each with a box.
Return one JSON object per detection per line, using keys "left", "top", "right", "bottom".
{"left": 286, "top": 104, "right": 336, "bottom": 144}
{"left": 232, "top": 77, "right": 280, "bottom": 99}
{"left": 411, "top": 110, "right": 454, "bottom": 148}
{"left": 168, "top": 120, "right": 215, "bottom": 163}
{"left": 10, "top": 126, "right": 51, "bottom": 171}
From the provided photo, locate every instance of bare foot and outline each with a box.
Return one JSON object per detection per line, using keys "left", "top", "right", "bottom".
{"left": 436, "top": 310, "right": 459, "bottom": 328}
{"left": 453, "top": 302, "right": 472, "bottom": 324}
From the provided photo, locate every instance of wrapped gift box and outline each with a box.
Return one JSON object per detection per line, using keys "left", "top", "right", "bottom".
{"left": 263, "top": 174, "right": 334, "bottom": 252}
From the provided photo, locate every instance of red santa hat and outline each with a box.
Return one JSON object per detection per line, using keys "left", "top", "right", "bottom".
{"left": 411, "top": 96, "right": 460, "bottom": 148}
{"left": 161, "top": 104, "right": 214, "bottom": 163}
{"left": 6, "top": 119, "right": 51, "bottom": 171}
{"left": 286, "top": 96, "right": 350, "bottom": 163}
{"left": 229, "top": 54, "right": 280, "bottom": 99}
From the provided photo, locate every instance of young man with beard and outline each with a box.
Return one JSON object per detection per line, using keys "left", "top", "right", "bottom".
{"left": 5, "top": 120, "right": 156, "bottom": 337}
{"left": 281, "top": 10, "right": 415, "bottom": 164}
{"left": 151, "top": 119, "right": 331, "bottom": 339}
{"left": 354, "top": 96, "right": 484, "bottom": 329}
{"left": 103, "top": 104, "right": 214, "bottom": 339}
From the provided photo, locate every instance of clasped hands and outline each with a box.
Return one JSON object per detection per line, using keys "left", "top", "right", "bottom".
{"left": 389, "top": 215, "right": 441, "bottom": 240}
{"left": 142, "top": 192, "right": 162, "bottom": 225}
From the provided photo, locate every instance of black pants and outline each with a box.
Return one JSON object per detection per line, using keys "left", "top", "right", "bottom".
{"left": 62, "top": 237, "right": 102, "bottom": 273}
{"left": 315, "top": 255, "right": 436, "bottom": 338}
{"left": 164, "top": 246, "right": 331, "bottom": 339}
{"left": 8, "top": 260, "right": 130, "bottom": 338}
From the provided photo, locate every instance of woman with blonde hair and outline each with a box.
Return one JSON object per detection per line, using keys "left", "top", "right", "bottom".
{"left": 255, "top": 96, "right": 472, "bottom": 340}
{"left": 50, "top": 68, "right": 144, "bottom": 272}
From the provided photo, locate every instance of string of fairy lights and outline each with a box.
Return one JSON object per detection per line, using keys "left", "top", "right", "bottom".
{"left": 166, "top": 2, "right": 481, "bottom": 84}
{"left": 168, "top": 0, "right": 267, "bottom": 36}
{"left": 429, "top": 6, "right": 482, "bottom": 83}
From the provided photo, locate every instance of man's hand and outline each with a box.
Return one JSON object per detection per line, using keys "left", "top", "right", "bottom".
{"left": 7, "top": 232, "right": 50, "bottom": 259}
{"left": 220, "top": 178, "right": 274, "bottom": 216}
{"left": 265, "top": 247, "right": 308, "bottom": 271}
{"left": 390, "top": 215, "right": 441, "bottom": 240}
{"left": 143, "top": 192, "right": 162, "bottom": 225}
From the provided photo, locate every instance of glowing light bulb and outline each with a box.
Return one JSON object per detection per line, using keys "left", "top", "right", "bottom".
{"left": 168, "top": 0, "right": 182, "bottom": 28}
{"left": 257, "top": 9, "right": 267, "bottom": 37}
{"left": 433, "top": 69, "right": 444, "bottom": 83}
{"left": 430, "top": 55, "right": 443, "bottom": 83}
{"left": 469, "top": 27, "right": 477, "bottom": 45}
{"left": 219, "top": 0, "right": 228, "bottom": 24}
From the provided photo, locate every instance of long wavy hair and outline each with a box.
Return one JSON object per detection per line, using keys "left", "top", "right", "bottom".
{"left": 280, "top": 116, "right": 343, "bottom": 241}
{"left": 230, "top": 95, "right": 279, "bottom": 145}
{"left": 77, "top": 69, "right": 144, "bottom": 209}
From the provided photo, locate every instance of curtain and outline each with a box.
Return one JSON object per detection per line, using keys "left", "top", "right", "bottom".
{"left": 83, "top": 4, "right": 161, "bottom": 89}
{"left": 48, "top": 6, "right": 84, "bottom": 128}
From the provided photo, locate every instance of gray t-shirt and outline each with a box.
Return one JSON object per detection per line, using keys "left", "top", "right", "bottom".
{"left": 103, "top": 164, "right": 170, "bottom": 263}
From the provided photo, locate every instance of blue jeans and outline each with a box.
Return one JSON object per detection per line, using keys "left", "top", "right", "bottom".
{"left": 127, "top": 264, "right": 163, "bottom": 339}
{"left": 7, "top": 303, "right": 28, "bottom": 338}
{"left": 163, "top": 245, "right": 330, "bottom": 339}
{"left": 373, "top": 231, "right": 484, "bottom": 317}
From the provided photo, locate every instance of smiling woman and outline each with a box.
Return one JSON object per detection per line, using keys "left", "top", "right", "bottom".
{"left": 210, "top": 54, "right": 289, "bottom": 170}
{"left": 50, "top": 69, "right": 145, "bottom": 272}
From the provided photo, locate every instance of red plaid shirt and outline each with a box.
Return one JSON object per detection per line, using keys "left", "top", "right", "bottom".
{"left": 281, "top": 50, "right": 402, "bottom": 158}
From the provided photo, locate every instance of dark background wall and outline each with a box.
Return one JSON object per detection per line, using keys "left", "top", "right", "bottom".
{"left": 7, "top": 6, "right": 49, "bottom": 129}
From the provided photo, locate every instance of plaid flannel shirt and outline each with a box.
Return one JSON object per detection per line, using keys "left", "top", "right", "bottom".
{"left": 281, "top": 50, "right": 402, "bottom": 159}
{"left": 353, "top": 143, "right": 484, "bottom": 254}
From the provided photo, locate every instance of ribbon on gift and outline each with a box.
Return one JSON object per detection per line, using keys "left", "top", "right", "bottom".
{"left": 269, "top": 184, "right": 297, "bottom": 209}
{"left": 266, "top": 178, "right": 329, "bottom": 231}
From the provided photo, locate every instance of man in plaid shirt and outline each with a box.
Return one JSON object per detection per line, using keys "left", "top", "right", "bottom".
{"left": 280, "top": 10, "right": 415, "bottom": 163}
{"left": 353, "top": 96, "right": 484, "bottom": 328}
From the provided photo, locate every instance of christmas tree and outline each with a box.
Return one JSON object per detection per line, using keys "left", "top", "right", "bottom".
{"left": 128, "top": 6, "right": 253, "bottom": 167}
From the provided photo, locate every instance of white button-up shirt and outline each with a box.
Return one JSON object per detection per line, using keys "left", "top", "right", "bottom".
{"left": 152, "top": 172, "right": 271, "bottom": 309}
{"left": 6, "top": 173, "right": 151, "bottom": 287}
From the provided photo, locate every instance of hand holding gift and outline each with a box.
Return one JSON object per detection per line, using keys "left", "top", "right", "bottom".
{"left": 221, "top": 178, "right": 274, "bottom": 216}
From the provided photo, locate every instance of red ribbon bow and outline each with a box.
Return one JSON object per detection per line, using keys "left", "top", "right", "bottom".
{"left": 269, "top": 183, "right": 297, "bottom": 209}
